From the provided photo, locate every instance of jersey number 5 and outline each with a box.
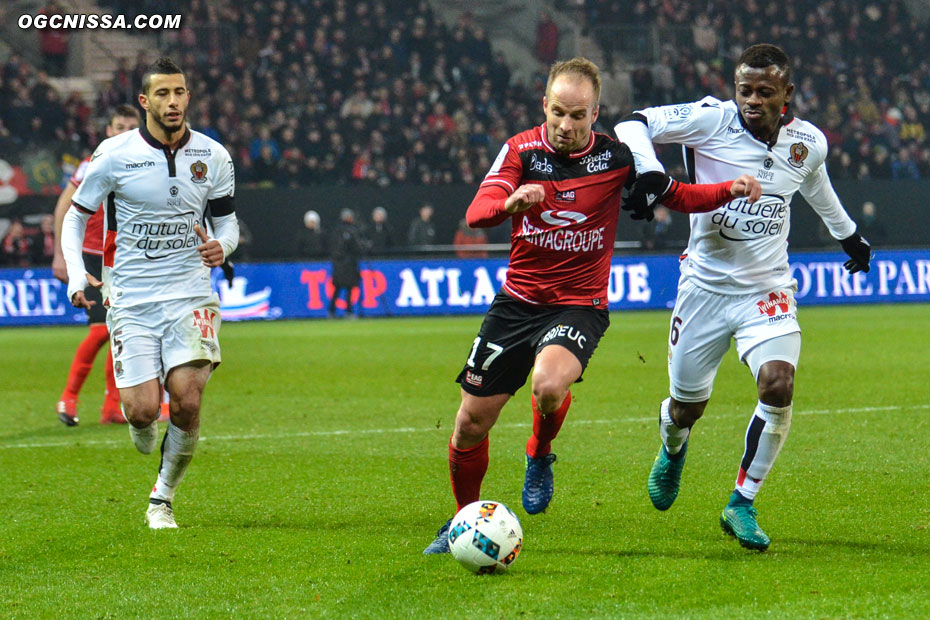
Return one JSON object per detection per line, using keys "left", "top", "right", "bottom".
{"left": 467, "top": 337, "right": 504, "bottom": 370}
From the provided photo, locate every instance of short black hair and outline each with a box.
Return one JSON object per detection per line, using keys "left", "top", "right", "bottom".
{"left": 111, "top": 103, "right": 140, "bottom": 121}
{"left": 140, "top": 57, "right": 185, "bottom": 94}
{"left": 736, "top": 44, "right": 791, "bottom": 83}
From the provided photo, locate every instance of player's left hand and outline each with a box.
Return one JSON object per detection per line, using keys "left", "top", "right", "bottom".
{"left": 839, "top": 232, "right": 872, "bottom": 273}
{"left": 194, "top": 224, "right": 225, "bottom": 268}
{"left": 623, "top": 171, "right": 673, "bottom": 221}
{"left": 729, "top": 174, "right": 762, "bottom": 203}
{"left": 70, "top": 273, "right": 103, "bottom": 310}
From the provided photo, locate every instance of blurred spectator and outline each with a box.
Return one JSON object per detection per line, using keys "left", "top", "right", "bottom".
{"left": 328, "top": 208, "right": 367, "bottom": 318}
{"left": 408, "top": 203, "right": 436, "bottom": 246}
{"left": 891, "top": 147, "right": 920, "bottom": 180}
{"left": 453, "top": 218, "right": 488, "bottom": 258}
{"left": 38, "top": 1, "right": 70, "bottom": 76}
{"left": 1, "top": 219, "right": 33, "bottom": 267}
{"left": 31, "top": 214, "right": 56, "bottom": 265}
{"left": 858, "top": 201, "right": 887, "bottom": 243}
{"left": 367, "top": 206, "right": 395, "bottom": 255}
{"left": 535, "top": 11, "right": 560, "bottom": 66}
{"left": 296, "top": 209, "right": 326, "bottom": 258}
{"left": 642, "top": 205, "right": 674, "bottom": 251}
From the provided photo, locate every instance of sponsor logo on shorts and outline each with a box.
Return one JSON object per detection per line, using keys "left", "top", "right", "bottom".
{"left": 114, "top": 360, "right": 123, "bottom": 377}
{"left": 464, "top": 370, "right": 483, "bottom": 387}
{"left": 192, "top": 308, "right": 216, "bottom": 338}
{"left": 541, "top": 324, "right": 587, "bottom": 349}
{"left": 757, "top": 291, "right": 795, "bottom": 323}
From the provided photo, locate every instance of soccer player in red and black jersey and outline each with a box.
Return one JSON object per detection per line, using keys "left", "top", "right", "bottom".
{"left": 52, "top": 104, "right": 140, "bottom": 426}
{"left": 424, "top": 57, "right": 762, "bottom": 555}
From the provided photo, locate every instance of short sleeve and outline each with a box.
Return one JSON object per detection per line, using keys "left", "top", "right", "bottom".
{"left": 208, "top": 145, "right": 235, "bottom": 200}
{"left": 70, "top": 159, "right": 89, "bottom": 187}
{"left": 71, "top": 148, "right": 114, "bottom": 213}
{"left": 637, "top": 97, "right": 727, "bottom": 147}
{"left": 479, "top": 140, "right": 522, "bottom": 194}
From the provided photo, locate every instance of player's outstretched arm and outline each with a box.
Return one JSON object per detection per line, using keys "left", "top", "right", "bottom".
{"left": 661, "top": 174, "right": 761, "bottom": 215}
{"left": 465, "top": 183, "right": 544, "bottom": 228}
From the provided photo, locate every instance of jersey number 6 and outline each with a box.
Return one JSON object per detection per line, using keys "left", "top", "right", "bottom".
{"left": 670, "top": 316, "right": 683, "bottom": 346}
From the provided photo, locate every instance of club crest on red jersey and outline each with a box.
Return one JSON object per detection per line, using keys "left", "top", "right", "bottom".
{"left": 787, "top": 142, "right": 808, "bottom": 168}
{"left": 190, "top": 160, "right": 208, "bottom": 183}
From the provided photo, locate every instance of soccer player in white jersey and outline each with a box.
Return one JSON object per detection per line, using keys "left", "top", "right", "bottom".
{"left": 60, "top": 57, "right": 239, "bottom": 529}
{"left": 615, "top": 44, "right": 872, "bottom": 551}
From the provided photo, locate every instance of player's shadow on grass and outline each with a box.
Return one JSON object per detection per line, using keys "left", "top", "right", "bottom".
{"left": 778, "top": 537, "right": 930, "bottom": 557}
{"left": 531, "top": 545, "right": 759, "bottom": 562}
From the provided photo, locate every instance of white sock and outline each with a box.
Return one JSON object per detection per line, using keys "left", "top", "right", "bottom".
{"left": 735, "top": 401, "right": 792, "bottom": 500}
{"left": 128, "top": 419, "right": 158, "bottom": 455}
{"left": 659, "top": 397, "right": 690, "bottom": 455}
{"left": 150, "top": 422, "right": 199, "bottom": 503}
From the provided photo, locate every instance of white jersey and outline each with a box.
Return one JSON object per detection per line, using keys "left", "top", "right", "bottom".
{"left": 71, "top": 125, "right": 235, "bottom": 307}
{"left": 616, "top": 96, "right": 856, "bottom": 294}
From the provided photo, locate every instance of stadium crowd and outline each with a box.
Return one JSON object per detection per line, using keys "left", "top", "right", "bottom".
{"left": 581, "top": 0, "right": 930, "bottom": 180}
{"left": 1, "top": 0, "right": 928, "bottom": 191}
{"left": 6, "top": 0, "right": 929, "bottom": 188}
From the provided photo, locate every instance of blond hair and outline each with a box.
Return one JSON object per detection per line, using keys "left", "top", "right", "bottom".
{"left": 546, "top": 57, "right": 601, "bottom": 105}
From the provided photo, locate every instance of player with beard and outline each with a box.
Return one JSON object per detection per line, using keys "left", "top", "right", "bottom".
{"left": 615, "top": 44, "right": 871, "bottom": 550}
{"left": 60, "top": 57, "right": 239, "bottom": 529}
{"left": 424, "top": 57, "right": 762, "bottom": 554}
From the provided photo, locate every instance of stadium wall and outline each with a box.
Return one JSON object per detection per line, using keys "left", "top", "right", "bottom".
{"left": 2, "top": 249, "right": 928, "bottom": 327}
{"left": 2, "top": 180, "right": 928, "bottom": 256}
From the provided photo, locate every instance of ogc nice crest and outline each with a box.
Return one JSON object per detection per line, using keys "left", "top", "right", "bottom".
{"left": 190, "top": 160, "right": 208, "bottom": 183}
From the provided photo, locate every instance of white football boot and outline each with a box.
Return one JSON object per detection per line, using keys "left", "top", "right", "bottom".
{"left": 145, "top": 502, "right": 178, "bottom": 529}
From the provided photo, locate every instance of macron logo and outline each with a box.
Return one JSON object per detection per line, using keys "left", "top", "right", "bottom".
{"left": 125, "top": 161, "right": 156, "bottom": 169}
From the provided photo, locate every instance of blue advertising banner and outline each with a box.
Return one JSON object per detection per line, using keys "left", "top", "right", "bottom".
{"left": 2, "top": 249, "right": 928, "bottom": 327}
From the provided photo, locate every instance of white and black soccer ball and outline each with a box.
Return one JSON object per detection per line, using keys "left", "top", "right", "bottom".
{"left": 448, "top": 500, "right": 523, "bottom": 574}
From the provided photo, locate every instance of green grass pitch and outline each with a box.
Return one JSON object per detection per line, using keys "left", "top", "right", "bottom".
{"left": 1, "top": 304, "right": 928, "bottom": 618}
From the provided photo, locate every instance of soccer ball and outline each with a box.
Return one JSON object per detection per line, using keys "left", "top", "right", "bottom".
{"left": 448, "top": 500, "right": 523, "bottom": 574}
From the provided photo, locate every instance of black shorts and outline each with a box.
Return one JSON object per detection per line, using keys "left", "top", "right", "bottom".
{"left": 82, "top": 252, "right": 107, "bottom": 324}
{"left": 455, "top": 291, "right": 610, "bottom": 397}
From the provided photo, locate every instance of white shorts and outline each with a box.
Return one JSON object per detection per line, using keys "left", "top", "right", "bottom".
{"left": 107, "top": 295, "right": 222, "bottom": 389}
{"left": 667, "top": 277, "right": 801, "bottom": 402}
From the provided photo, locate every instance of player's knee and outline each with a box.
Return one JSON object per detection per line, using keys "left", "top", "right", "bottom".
{"left": 170, "top": 389, "right": 203, "bottom": 418}
{"left": 123, "top": 399, "right": 159, "bottom": 427}
{"left": 670, "top": 398, "right": 706, "bottom": 428}
{"left": 757, "top": 364, "right": 794, "bottom": 407}
{"left": 531, "top": 375, "right": 569, "bottom": 416}
{"left": 454, "top": 405, "right": 495, "bottom": 443}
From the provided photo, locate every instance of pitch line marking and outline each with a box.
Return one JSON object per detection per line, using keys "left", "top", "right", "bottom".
{"left": 2, "top": 404, "right": 928, "bottom": 450}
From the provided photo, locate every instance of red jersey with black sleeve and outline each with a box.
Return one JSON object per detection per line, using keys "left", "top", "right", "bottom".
{"left": 467, "top": 123, "right": 733, "bottom": 306}
{"left": 69, "top": 157, "right": 105, "bottom": 255}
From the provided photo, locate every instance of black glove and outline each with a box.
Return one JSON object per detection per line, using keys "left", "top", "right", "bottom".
{"left": 839, "top": 232, "right": 872, "bottom": 274}
{"left": 623, "top": 171, "right": 673, "bottom": 222}
{"left": 220, "top": 259, "right": 235, "bottom": 286}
